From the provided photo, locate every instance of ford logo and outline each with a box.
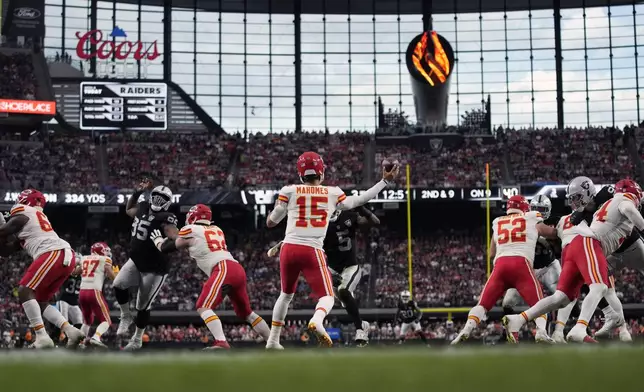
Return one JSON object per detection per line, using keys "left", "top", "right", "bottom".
{"left": 14, "top": 7, "right": 41, "bottom": 19}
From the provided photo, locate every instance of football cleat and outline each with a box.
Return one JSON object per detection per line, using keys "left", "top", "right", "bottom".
{"left": 552, "top": 330, "right": 567, "bottom": 344}
{"left": 450, "top": 331, "right": 469, "bottom": 345}
{"left": 566, "top": 326, "right": 597, "bottom": 343}
{"left": 117, "top": 313, "right": 134, "bottom": 336}
{"left": 355, "top": 324, "right": 369, "bottom": 348}
{"left": 618, "top": 324, "right": 633, "bottom": 342}
{"left": 308, "top": 322, "right": 333, "bottom": 348}
{"left": 265, "top": 341, "right": 285, "bottom": 350}
{"left": 65, "top": 327, "right": 86, "bottom": 349}
{"left": 89, "top": 337, "right": 107, "bottom": 349}
{"left": 535, "top": 329, "right": 555, "bottom": 344}
{"left": 203, "top": 340, "right": 230, "bottom": 350}
{"left": 32, "top": 335, "right": 55, "bottom": 349}
{"left": 595, "top": 315, "right": 622, "bottom": 338}
{"left": 123, "top": 338, "right": 143, "bottom": 351}
{"left": 501, "top": 315, "right": 523, "bottom": 344}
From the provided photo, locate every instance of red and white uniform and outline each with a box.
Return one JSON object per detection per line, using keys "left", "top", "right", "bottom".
{"left": 276, "top": 184, "right": 350, "bottom": 298}
{"left": 556, "top": 213, "right": 594, "bottom": 250}
{"left": 478, "top": 211, "right": 544, "bottom": 310}
{"left": 11, "top": 204, "right": 75, "bottom": 302}
{"left": 180, "top": 224, "right": 253, "bottom": 319}
{"left": 78, "top": 255, "right": 112, "bottom": 325}
{"left": 590, "top": 193, "right": 639, "bottom": 255}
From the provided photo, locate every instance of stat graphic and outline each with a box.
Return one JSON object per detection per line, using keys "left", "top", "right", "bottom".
{"left": 79, "top": 82, "right": 167, "bottom": 130}
{"left": 405, "top": 31, "right": 455, "bottom": 126}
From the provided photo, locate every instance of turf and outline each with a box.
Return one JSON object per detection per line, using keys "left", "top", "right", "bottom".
{"left": 0, "top": 346, "right": 641, "bottom": 392}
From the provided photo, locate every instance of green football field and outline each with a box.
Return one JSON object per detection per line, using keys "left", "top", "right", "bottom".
{"left": 0, "top": 345, "right": 641, "bottom": 392}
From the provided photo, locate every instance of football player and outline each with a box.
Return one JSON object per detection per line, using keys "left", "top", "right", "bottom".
{"left": 264, "top": 152, "right": 398, "bottom": 349}
{"left": 0, "top": 189, "right": 84, "bottom": 348}
{"left": 396, "top": 290, "right": 429, "bottom": 346}
{"left": 79, "top": 242, "right": 117, "bottom": 348}
{"left": 501, "top": 194, "right": 576, "bottom": 343}
{"left": 152, "top": 204, "right": 270, "bottom": 349}
{"left": 452, "top": 195, "right": 557, "bottom": 345}
{"left": 112, "top": 180, "right": 179, "bottom": 351}
{"left": 325, "top": 207, "right": 379, "bottom": 346}
{"left": 57, "top": 255, "right": 83, "bottom": 330}
{"left": 570, "top": 183, "right": 642, "bottom": 338}
{"left": 504, "top": 177, "right": 641, "bottom": 343}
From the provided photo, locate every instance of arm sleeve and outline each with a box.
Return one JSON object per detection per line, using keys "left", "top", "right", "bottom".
{"left": 178, "top": 226, "right": 194, "bottom": 239}
{"left": 414, "top": 303, "right": 422, "bottom": 321}
{"left": 618, "top": 201, "right": 644, "bottom": 231}
{"left": 337, "top": 180, "right": 387, "bottom": 210}
{"left": 268, "top": 187, "right": 290, "bottom": 224}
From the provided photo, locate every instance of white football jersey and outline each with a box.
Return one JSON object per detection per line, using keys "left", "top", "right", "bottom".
{"left": 79, "top": 255, "right": 112, "bottom": 290}
{"left": 277, "top": 184, "right": 348, "bottom": 249}
{"left": 9, "top": 204, "right": 70, "bottom": 259}
{"left": 178, "top": 224, "right": 236, "bottom": 276}
{"left": 590, "top": 193, "right": 639, "bottom": 255}
{"left": 556, "top": 213, "right": 594, "bottom": 249}
{"left": 492, "top": 211, "right": 543, "bottom": 265}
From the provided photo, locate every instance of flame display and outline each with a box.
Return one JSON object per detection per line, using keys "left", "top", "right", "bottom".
{"left": 411, "top": 31, "right": 451, "bottom": 86}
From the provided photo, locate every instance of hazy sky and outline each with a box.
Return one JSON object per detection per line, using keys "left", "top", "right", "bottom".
{"left": 43, "top": 0, "right": 644, "bottom": 133}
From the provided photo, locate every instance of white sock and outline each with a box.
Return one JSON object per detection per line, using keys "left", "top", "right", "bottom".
{"left": 43, "top": 305, "right": 73, "bottom": 334}
{"left": 310, "top": 295, "right": 334, "bottom": 326}
{"left": 247, "top": 312, "right": 270, "bottom": 341}
{"left": 200, "top": 310, "right": 226, "bottom": 341}
{"left": 555, "top": 299, "right": 576, "bottom": 332}
{"left": 93, "top": 321, "right": 110, "bottom": 341}
{"left": 522, "top": 291, "right": 569, "bottom": 322}
{"left": 133, "top": 326, "right": 145, "bottom": 341}
{"left": 534, "top": 315, "right": 548, "bottom": 331}
{"left": 463, "top": 305, "right": 486, "bottom": 334}
{"left": 22, "top": 299, "right": 47, "bottom": 337}
{"left": 575, "top": 283, "right": 607, "bottom": 329}
{"left": 603, "top": 288, "right": 624, "bottom": 320}
{"left": 81, "top": 324, "right": 90, "bottom": 337}
{"left": 268, "top": 292, "right": 293, "bottom": 343}
{"left": 119, "top": 302, "right": 132, "bottom": 318}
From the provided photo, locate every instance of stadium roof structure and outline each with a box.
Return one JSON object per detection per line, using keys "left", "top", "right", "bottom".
{"left": 132, "top": 0, "right": 635, "bottom": 14}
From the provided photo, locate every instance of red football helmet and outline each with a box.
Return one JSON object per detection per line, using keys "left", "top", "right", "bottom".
{"left": 507, "top": 195, "right": 530, "bottom": 214}
{"left": 186, "top": 204, "right": 212, "bottom": 225}
{"left": 297, "top": 152, "right": 325, "bottom": 181}
{"left": 17, "top": 189, "right": 46, "bottom": 208}
{"left": 91, "top": 242, "right": 112, "bottom": 258}
{"left": 615, "top": 178, "right": 643, "bottom": 205}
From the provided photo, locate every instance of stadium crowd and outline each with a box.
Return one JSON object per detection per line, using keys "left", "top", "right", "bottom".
{"left": 0, "top": 52, "right": 37, "bottom": 100}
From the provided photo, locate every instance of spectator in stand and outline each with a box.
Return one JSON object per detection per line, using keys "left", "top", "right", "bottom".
{"left": 0, "top": 52, "right": 37, "bottom": 100}
{"left": 237, "top": 131, "right": 368, "bottom": 188}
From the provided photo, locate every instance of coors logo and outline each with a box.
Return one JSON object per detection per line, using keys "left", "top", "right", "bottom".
{"left": 13, "top": 7, "right": 41, "bottom": 19}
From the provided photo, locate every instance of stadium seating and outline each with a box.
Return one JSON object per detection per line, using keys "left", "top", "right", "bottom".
{"left": 0, "top": 52, "right": 37, "bottom": 100}
{"left": 237, "top": 131, "right": 369, "bottom": 188}
{"left": 105, "top": 133, "right": 239, "bottom": 191}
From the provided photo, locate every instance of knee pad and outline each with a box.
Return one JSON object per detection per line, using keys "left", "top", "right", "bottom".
{"left": 554, "top": 290, "right": 572, "bottom": 306}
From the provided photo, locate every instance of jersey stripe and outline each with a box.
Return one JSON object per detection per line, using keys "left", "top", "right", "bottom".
{"left": 278, "top": 195, "right": 289, "bottom": 203}
{"left": 178, "top": 228, "right": 192, "bottom": 236}
{"left": 336, "top": 194, "right": 347, "bottom": 204}
{"left": 10, "top": 206, "right": 25, "bottom": 215}
{"left": 623, "top": 193, "right": 637, "bottom": 203}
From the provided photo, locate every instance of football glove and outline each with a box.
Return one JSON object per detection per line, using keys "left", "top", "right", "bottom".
{"left": 267, "top": 241, "right": 283, "bottom": 257}
{"left": 150, "top": 229, "right": 165, "bottom": 251}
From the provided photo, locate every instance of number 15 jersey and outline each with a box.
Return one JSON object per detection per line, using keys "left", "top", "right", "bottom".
{"left": 492, "top": 211, "right": 543, "bottom": 265}
{"left": 178, "top": 224, "right": 236, "bottom": 276}
{"left": 277, "top": 184, "right": 348, "bottom": 250}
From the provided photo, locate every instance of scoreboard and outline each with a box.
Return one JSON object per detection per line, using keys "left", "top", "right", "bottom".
{"left": 79, "top": 82, "right": 168, "bottom": 131}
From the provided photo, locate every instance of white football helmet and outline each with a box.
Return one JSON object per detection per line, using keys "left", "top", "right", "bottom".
{"left": 566, "top": 176, "right": 596, "bottom": 212}
{"left": 400, "top": 290, "right": 411, "bottom": 302}
{"left": 150, "top": 185, "right": 173, "bottom": 212}
{"left": 530, "top": 194, "right": 552, "bottom": 219}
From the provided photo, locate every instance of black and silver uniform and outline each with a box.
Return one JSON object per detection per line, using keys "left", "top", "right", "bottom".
{"left": 397, "top": 301, "right": 421, "bottom": 323}
{"left": 533, "top": 239, "right": 557, "bottom": 269}
{"left": 58, "top": 274, "right": 81, "bottom": 306}
{"left": 570, "top": 185, "right": 640, "bottom": 253}
{"left": 129, "top": 200, "right": 178, "bottom": 274}
{"left": 323, "top": 210, "right": 359, "bottom": 272}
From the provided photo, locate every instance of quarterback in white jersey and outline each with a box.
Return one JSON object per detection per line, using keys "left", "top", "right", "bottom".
{"left": 151, "top": 204, "right": 270, "bottom": 350}
{"left": 78, "top": 242, "right": 116, "bottom": 348}
{"left": 452, "top": 195, "right": 557, "bottom": 345}
{"left": 0, "top": 189, "right": 84, "bottom": 349}
{"left": 264, "top": 151, "right": 399, "bottom": 350}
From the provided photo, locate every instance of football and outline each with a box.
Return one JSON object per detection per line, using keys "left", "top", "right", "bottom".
{"left": 382, "top": 159, "right": 400, "bottom": 172}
